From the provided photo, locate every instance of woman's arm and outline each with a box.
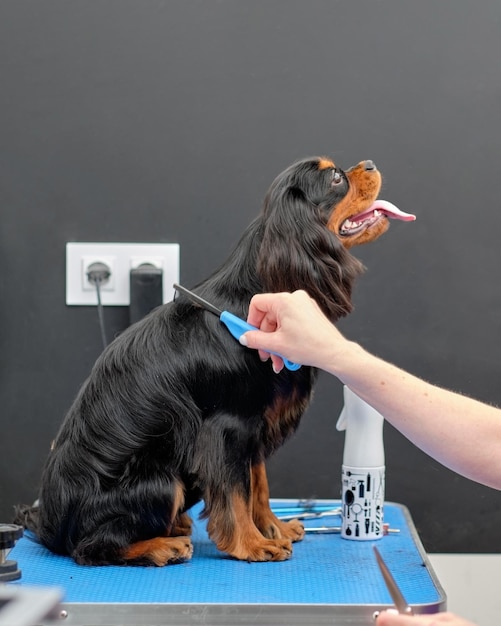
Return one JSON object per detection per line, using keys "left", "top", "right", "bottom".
{"left": 242, "top": 290, "right": 501, "bottom": 490}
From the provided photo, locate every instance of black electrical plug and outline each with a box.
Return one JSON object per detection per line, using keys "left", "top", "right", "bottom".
{"left": 86, "top": 261, "right": 111, "bottom": 287}
{"left": 86, "top": 262, "right": 111, "bottom": 350}
{"left": 129, "top": 263, "right": 163, "bottom": 325}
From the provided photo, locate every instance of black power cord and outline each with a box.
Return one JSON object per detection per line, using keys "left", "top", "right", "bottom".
{"left": 86, "top": 262, "right": 111, "bottom": 350}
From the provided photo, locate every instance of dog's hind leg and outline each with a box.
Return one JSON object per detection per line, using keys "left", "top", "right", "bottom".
{"left": 72, "top": 479, "right": 193, "bottom": 566}
{"left": 122, "top": 479, "right": 193, "bottom": 566}
{"left": 122, "top": 536, "right": 193, "bottom": 566}
{"left": 250, "top": 463, "right": 305, "bottom": 542}
{"left": 74, "top": 526, "right": 194, "bottom": 566}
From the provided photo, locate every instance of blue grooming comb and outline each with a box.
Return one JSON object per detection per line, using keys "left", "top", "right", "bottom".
{"left": 173, "top": 284, "right": 301, "bottom": 372}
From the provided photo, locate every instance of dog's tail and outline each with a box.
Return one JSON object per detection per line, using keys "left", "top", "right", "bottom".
{"left": 13, "top": 503, "right": 40, "bottom": 534}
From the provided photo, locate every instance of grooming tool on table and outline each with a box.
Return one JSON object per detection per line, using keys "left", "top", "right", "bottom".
{"left": 173, "top": 284, "right": 301, "bottom": 371}
{"left": 373, "top": 546, "right": 414, "bottom": 616}
{"left": 0, "top": 524, "right": 23, "bottom": 582}
{"left": 275, "top": 508, "right": 399, "bottom": 534}
{"left": 305, "top": 523, "right": 398, "bottom": 535}
{"left": 272, "top": 500, "right": 337, "bottom": 516}
{"left": 276, "top": 507, "right": 342, "bottom": 521}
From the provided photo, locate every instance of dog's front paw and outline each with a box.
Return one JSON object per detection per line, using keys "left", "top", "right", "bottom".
{"left": 257, "top": 516, "right": 305, "bottom": 543}
{"left": 277, "top": 519, "right": 305, "bottom": 542}
{"left": 231, "top": 537, "right": 293, "bottom": 562}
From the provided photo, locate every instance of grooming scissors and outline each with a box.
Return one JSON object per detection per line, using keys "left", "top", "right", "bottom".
{"left": 373, "top": 546, "right": 414, "bottom": 616}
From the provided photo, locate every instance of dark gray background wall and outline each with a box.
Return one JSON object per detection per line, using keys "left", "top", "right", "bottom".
{"left": 1, "top": 0, "right": 501, "bottom": 553}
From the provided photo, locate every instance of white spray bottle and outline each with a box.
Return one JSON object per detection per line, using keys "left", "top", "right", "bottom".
{"left": 336, "top": 385, "right": 385, "bottom": 540}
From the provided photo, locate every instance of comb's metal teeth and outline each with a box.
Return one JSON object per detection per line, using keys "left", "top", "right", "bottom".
{"left": 173, "top": 284, "right": 223, "bottom": 316}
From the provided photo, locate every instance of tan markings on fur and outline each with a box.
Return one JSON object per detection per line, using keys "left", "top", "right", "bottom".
{"left": 167, "top": 480, "right": 186, "bottom": 529}
{"left": 327, "top": 160, "right": 386, "bottom": 248}
{"left": 251, "top": 463, "right": 271, "bottom": 513}
{"left": 123, "top": 536, "right": 193, "bottom": 565}
{"left": 263, "top": 388, "right": 310, "bottom": 453}
{"left": 318, "top": 158, "right": 335, "bottom": 170}
{"left": 207, "top": 491, "right": 292, "bottom": 562}
{"left": 251, "top": 463, "right": 305, "bottom": 542}
{"left": 123, "top": 482, "right": 192, "bottom": 564}
{"left": 170, "top": 511, "right": 193, "bottom": 537}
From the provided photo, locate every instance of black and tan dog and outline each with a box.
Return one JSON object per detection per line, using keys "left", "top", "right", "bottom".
{"left": 21, "top": 157, "right": 414, "bottom": 565}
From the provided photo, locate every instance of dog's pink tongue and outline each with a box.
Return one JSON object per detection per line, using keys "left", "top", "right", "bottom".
{"left": 355, "top": 200, "right": 416, "bottom": 222}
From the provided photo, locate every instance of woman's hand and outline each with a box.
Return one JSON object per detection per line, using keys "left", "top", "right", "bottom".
{"left": 376, "top": 610, "right": 477, "bottom": 626}
{"left": 242, "top": 290, "right": 347, "bottom": 373}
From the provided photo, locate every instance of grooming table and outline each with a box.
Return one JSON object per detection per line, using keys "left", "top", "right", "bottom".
{"left": 6, "top": 500, "right": 445, "bottom": 625}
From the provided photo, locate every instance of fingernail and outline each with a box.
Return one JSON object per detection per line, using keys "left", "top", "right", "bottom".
{"left": 239, "top": 334, "right": 248, "bottom": 347}
{"left": 272, "top": 363, "right": 281, "bottom": 374}
{"left": 372, "top": 608, "right": 398, "bottom": 622}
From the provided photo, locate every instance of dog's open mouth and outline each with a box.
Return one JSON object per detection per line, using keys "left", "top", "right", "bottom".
{"left": 339, "top": 200, "right": 416, "bottom": 236}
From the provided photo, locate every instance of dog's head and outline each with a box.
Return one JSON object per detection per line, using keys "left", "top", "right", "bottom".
{"left": 262, "top": 157, "right": 415, "bottom": 249}
{"left": 257, "top": 157, "right": 415, "bottom": 320}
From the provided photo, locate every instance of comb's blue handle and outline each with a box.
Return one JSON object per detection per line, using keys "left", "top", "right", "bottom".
{"left": 220, "top": 311, "right": 301, "bottom": 371}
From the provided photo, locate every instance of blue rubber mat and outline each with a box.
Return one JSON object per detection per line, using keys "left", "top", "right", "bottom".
{"left": 9, "top": 500, "right": 443, "bottom": 608}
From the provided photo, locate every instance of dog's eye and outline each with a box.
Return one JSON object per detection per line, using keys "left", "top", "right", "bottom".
{"left": 332, "top": 171, "right": 343, "bottom": 186}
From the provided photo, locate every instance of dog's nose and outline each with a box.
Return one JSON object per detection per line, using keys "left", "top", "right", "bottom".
{"left": 364, "top": 160, "right": 377, "bottom": 171}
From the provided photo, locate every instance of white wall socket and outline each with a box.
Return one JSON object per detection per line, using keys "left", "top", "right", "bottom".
{"left": 66, "top": 242, "right": 180, "bottom": 306}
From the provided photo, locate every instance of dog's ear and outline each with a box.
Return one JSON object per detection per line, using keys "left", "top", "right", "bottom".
{"left": 257, "top": 186, "right": 364, "bottom": 320}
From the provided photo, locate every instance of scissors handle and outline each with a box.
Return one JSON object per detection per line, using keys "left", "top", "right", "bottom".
{"left": 220, "top": 311, "right": 301, "bottom": 371}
